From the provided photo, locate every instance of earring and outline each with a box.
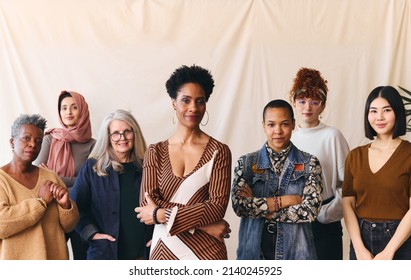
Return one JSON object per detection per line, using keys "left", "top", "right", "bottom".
{"left": 172, "top": 111, "right": 176, "bottom": 124}
{"left": 201, "top": 111, "right": 209, "bottom": 126}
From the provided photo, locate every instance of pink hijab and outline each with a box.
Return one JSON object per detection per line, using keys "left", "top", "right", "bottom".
{"left": 45, "top": 91, "right": 92, "bottom": 177}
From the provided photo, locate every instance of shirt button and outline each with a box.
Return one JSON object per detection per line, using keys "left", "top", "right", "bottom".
{"left": 372, "top": 223, "right": 376, "bottom": 228}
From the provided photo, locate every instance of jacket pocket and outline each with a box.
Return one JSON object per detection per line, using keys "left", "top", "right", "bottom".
{"left": 88, "top": 239, "right": 117, "bottom": 260}
{"left": 251, "top": 172, "right": 277, "bottom": 197}
{"left": 285, "top": 170, "right": 305, "bottom": 196}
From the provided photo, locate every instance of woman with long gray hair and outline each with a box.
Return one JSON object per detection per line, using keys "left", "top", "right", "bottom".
{"left": 71, "top": 109, "right": 149, "bottom": 260}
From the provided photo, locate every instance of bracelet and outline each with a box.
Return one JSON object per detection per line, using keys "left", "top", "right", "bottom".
{"left": 273, "top": 196, "right": 279, "bottom": 212}
{"left": 153, "top": 206, "right": 161, "bottom": 224}
{"left": 37, "top": 197, "right": 47, "bottom": 209}
{"left": 278, "top": 196, "right": 282, "bottom": 209}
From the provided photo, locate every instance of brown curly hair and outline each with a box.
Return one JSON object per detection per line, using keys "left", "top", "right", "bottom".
{"left": 289, "top": 67, "right": 328, "bottom": 104}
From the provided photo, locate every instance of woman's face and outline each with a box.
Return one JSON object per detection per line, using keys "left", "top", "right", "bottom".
{"left": 368, "top": 97, "right": 396, "bottom": 137}
{"left": 11, "top": 124, "right": 43, "bottom": 164}
{"left": 262, "top": 107, "right": 295, "bottom": 153}
{"left": 109, "top": 119, "right": 134, "bottom": 162}
{"left": 293, "top": 96, "right": 324, "bottom": 128}
{"left": 172, "top": 83, "right": 206, "bottom": 129}
{"left": 60, "top": 96, "right": 80, "bottom": 128}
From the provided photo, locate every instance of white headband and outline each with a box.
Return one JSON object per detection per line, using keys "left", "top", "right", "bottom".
{"left": 293, "top": 88, "right": 327, "bottom": 101}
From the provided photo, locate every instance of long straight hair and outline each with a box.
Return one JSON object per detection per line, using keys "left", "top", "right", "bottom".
{"left": 90, "top": 109, "right": 147, "bottom": 176}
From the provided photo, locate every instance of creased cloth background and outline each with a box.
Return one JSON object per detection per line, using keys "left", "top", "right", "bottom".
{"left": 1, "top": 0, "right": 410, "bottom": 259}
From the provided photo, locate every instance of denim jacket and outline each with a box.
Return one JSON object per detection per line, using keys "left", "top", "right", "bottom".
{"left": 232, "top": 143, "right": 322, "bottom": 260}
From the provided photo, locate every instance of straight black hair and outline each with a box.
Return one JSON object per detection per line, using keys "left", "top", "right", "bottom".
{"left": 364, "top": 86, "right": 406, "bottom": 140}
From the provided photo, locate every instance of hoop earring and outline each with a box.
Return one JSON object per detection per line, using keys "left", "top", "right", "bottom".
{"left": 201, "top": 111, "right": 209, "bottom": 126}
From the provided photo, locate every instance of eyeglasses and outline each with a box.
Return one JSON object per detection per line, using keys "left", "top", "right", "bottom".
{"left": 109, "top": 129, "right": 134, "bottom": 142}
{"left": 295, "top": 99, "right": 322, "bottom": 107}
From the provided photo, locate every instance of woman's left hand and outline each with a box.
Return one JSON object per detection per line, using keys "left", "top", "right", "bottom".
{"left": 49, "top": 182, "right": 71, "bottom": 209}
{"left": 199, "top": 219, "right": 231, "bottom": 242}
{"left": 135, "top": 192, "right": 158, "bottom": 225}
{"left": 373, "top": 249, "right": 394, "bottom": 260}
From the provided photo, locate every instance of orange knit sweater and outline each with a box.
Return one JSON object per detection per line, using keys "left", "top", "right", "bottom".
{"left": 0, "top": 168, "right": 79, "bottom": 259}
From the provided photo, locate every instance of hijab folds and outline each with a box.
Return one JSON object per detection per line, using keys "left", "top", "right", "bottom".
{"left": 46, "top": 91, "right": 92, "bottom": 177}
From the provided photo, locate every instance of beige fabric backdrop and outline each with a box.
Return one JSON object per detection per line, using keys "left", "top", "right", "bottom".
{"left": 1, "top": 0, "right": 410, "bottom": 259}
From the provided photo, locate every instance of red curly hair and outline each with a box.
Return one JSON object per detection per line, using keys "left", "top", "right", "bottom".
{"left": 289, "top": 67, "right": 328, "bottom": 103}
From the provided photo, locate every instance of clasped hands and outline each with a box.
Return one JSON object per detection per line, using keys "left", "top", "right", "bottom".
{"left": 135, "top": 192, "right": 231, "bottom": 242}
{"left": 38, "top": 179, "right": 71, "bottom": 209}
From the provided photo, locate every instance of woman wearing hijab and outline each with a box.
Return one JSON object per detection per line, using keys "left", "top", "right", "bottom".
{"left": 34, "top": 90, "right": 96, "bottom": 260}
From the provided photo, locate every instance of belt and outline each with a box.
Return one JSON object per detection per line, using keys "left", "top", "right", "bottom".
{"left": 264, "top": 222, "right": 277, "bottom": 234}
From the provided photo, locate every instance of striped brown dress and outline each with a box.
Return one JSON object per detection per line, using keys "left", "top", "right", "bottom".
{"left": 140, "top": 137, "right": 232, "bottom": 260}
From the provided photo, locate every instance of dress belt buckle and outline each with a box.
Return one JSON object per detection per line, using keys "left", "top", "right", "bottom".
{"left": 266, "top": 223, "right": 276, "bottom": 234}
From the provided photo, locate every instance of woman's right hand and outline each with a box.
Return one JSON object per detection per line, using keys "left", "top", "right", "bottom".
{"left": 38, "top": 180, "right": 54, "bottom": 204}
{"left": 91, "top": 233, "right": 116, "bottom": 242}
{"left": 236, "top": 184, "right": 253, "bottom": 198}
{"left": 354, "top": 246, "right": 374, "bottom": 260}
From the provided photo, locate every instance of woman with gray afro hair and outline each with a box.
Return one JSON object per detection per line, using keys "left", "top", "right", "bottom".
{"left": 0, "top": 113, "right": 79, "bottom": 259}
{"left": 11, "top": 114, "right": 47, "bottom": 138}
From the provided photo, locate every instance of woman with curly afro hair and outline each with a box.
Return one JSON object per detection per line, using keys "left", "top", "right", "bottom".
{"left": 289, "top": 67, "right": 350, "bottom": 259}
{"left": 135, "top": 65, "right": 232, "bottom": 259}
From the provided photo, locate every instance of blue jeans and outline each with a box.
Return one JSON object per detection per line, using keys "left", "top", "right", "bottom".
{"left": 349, "top": 218, "right": 411, "bottom": 260}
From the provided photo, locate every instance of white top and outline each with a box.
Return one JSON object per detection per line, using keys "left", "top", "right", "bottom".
{"left": 291, "top": 122, "right": 349, "bottom": 223}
